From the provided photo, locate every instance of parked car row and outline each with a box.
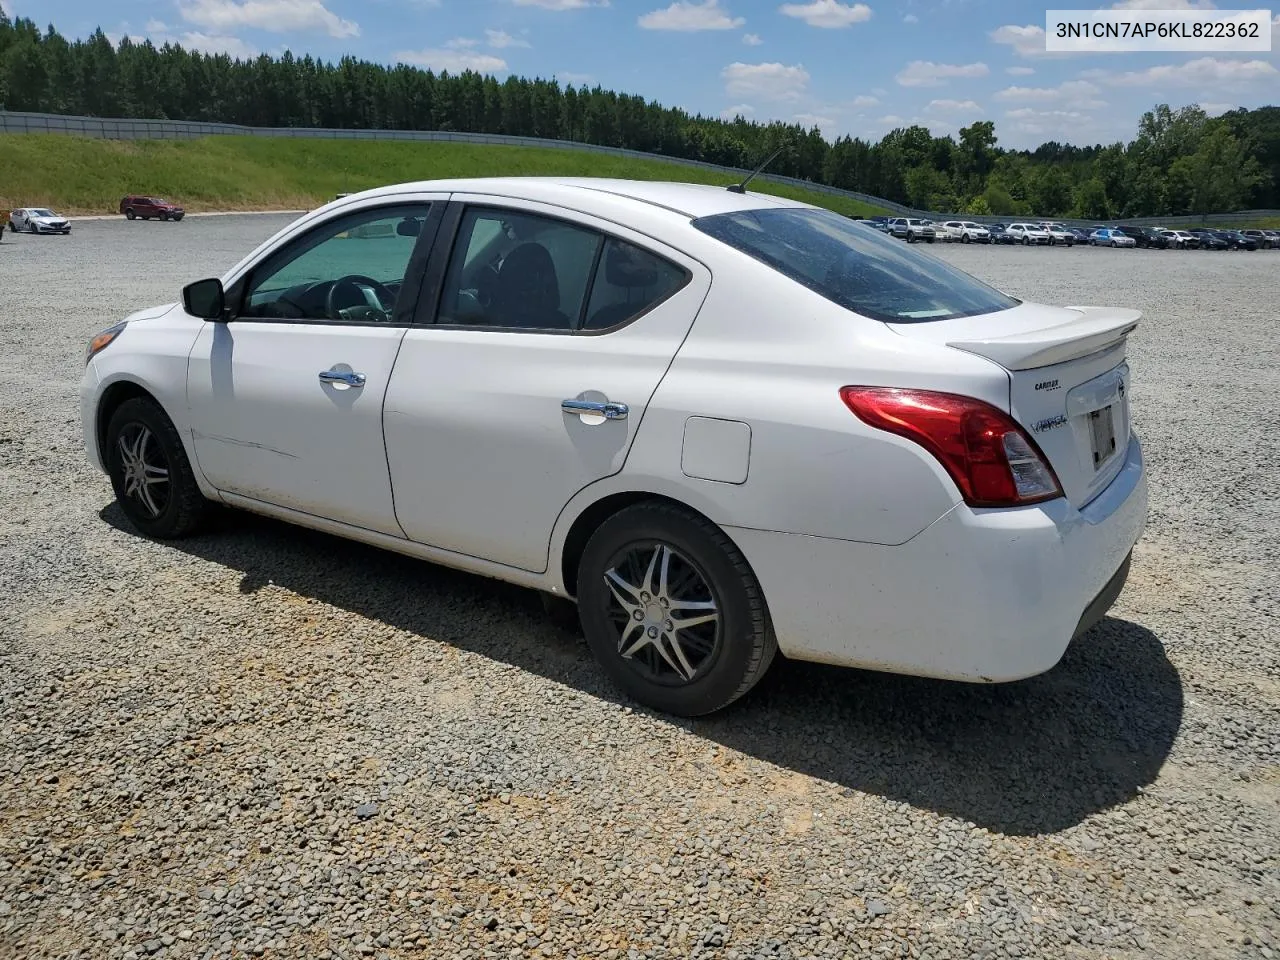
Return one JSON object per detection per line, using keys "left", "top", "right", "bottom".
{"left": 854, "top": 216, "right": 1279, "bottom": 252}
{"left": 3, "top": 196, "right": 187, "bottom": 239}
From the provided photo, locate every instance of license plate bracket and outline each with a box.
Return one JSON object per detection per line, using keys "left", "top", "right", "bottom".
{"left": 1089, "top": 404, "right": 1117, "bottom": 470}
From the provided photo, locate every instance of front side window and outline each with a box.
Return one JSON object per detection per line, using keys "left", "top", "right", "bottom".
{"left": 240, "top": 204, "right": 430, "bottom": 323}
{"left": 692, "top": 207, "right": 1019, "bottom": 324}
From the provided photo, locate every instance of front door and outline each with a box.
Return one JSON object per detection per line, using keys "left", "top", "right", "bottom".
{"left": 186, "top": 199, "right": 444, "bottom": 536}
{"left": 383, "top": 197, "right": 710, "bottom": 572}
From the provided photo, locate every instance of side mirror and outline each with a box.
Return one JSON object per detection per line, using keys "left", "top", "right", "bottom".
{"left": 183, "top": 278, "right": 226, "bottom": 320}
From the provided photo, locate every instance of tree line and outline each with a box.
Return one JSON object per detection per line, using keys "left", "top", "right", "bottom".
{"left": 1, "top": 13, "right": 1276, "bottom": 217}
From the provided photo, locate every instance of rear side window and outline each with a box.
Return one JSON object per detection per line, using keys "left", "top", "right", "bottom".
{"left": 436, "top": 207, "right": 688, "bottom": 332}
{"left": 692, "top": 207, "right": 1019, "bottom": 324}
{"left": 582, "top": 238, "right": 688, "bottom": 331}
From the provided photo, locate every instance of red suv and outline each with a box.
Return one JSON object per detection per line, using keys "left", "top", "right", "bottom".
{"left": 119, "top": 195, "right": 185, "bottom": 221}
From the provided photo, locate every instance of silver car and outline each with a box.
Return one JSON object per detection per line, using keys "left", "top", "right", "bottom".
{"left": 9, "top": 207, "right": 72, "bottom": 235}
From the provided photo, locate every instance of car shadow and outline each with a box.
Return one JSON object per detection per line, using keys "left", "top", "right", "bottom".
{"left": 101, "top": 503, "right": 1183, "bottom": 837}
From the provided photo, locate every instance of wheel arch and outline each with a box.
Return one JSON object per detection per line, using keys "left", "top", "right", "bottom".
{"left": 96, "top": 379, "right": 161, "bottom": 463}
{"left": 554, "top": 487, "right": 751, "bottom": 602}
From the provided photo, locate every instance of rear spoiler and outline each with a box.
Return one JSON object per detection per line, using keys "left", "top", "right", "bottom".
{"left": 945, "top": 307, "right": 1141, "bottom": 371}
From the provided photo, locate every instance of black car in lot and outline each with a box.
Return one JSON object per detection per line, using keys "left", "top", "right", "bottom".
{"left": 988, "top": 223, "right": 1016, "bottom": 245}
{"left": 1190, "top": 228, "right": 1229, "bottom": 250}
{"left": 1215, "top": 230, "right": 1258, "bottom": 251}
{"left": 1117, "top": 226, "right": 1170, "bottom": 249}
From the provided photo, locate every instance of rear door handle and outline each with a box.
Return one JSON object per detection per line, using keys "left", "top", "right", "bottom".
{"left": 562, "top": 398, "right": 628, "bottom": 421}
{"left": 319, "top": 369, "right": 366, "bottom": 387}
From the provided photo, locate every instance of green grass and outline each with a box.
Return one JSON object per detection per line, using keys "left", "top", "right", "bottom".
{"left": 0, "top": 133, "right": 889, "bottom": 218}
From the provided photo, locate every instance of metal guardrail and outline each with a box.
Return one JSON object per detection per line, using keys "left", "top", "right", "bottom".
{"left": 2, "top": 110, "right": 1276, "bottom": 226}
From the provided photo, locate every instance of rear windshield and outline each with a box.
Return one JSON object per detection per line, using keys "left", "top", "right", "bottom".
{"left": 691, "top": 207, "right": 1019, "bottom": 323}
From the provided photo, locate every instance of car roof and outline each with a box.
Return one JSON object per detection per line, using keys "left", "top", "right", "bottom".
{"left": 342, "top": 176, "right": 814, "bottom": 220}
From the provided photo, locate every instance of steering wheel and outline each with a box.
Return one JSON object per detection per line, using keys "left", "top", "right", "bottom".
{"left": 326, "top": 274, "right": 397, "bottom": 321}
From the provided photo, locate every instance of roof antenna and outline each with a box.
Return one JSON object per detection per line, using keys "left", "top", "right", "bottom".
{"left": 727, "top": 142, "right": 788, "bottom": 193}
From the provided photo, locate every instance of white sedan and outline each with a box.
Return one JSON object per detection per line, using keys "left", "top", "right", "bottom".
{"left": 80, "top": 177, "right": 1147, "bottom": 716}
{"left": 9, "top": 207, "right": 72, "bottom": 234}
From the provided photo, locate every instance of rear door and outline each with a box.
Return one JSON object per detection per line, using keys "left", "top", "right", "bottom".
{"left": 889, "top": 302, "right": 1139, "bottom": 509}
{"left": 383, "top": 196, "right": 710, "bottom": 572}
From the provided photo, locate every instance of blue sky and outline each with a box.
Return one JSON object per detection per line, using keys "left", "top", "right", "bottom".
{"left": 15, "top": 0, "right": 1280, "bottom": 149}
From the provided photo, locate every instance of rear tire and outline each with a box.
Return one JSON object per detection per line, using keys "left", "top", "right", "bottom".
{"left": 105, "top": 396, "right": 209, "bottom": 539}
{"left": 577, "top": 502, "right": 777, "bottom": 717}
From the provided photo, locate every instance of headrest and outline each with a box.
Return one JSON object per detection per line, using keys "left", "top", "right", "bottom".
{"left": 605, "top": 241, "right": 658, "bottom": 288}
{"left": 497, "top": 243, "right": 560, "bottom": 310}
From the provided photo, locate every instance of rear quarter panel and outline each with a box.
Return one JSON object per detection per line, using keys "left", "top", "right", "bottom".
{"left": 592, "top": 231, "right": 1011, "bottom": 547}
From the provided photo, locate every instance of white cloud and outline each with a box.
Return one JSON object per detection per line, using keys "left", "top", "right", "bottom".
{"left": 993, "top": 80, "right": 1105, "bottom": 109}
{"left": 722, "top": 61, "right": 810, "bottom": 100}
{"left": 742, "top": 32, "right": 763, "bottom": 45}
{"left": 794, "top": 112, "right": 835, "bottom": 128}
{"left": 990, "top": 24, "right": 1045, "bottom": 57}
{"left": 1006, "top": 66, "right": 1034, "bottom": 76}
{"left": 903, "top": 14, "right": 918, "bottom": 24}
{"left": 851, "top": 94, "right": 879, "bottom": 107}
{"left": 721, "top": 103, "right": 756, "bottom": 119}
{"left": 778, "top": 0, "right": 872, "bottom": 29}
{"left": 895, "top": 60, "right": 988, "bottom": 87}
{"left": 447, "top": 37, "right": 479, "bottom": 48}
{"left": 512, "top": 0, "right": 607, "bottom": 8}
{"left": 177, "top": 30, "right": 259, "bottom": 57}
{"left": 395, "top": 47, "right": 508, "bottom": 73}
{"left": 485, "top": 29, "right": 530, "bottom": 48}
{"left": 638, "top": 1, "right": 744, "bottom": 30}
{"left": 135, "top": 18, "right": 259, "bottom": 57}
{"left": 1103, "top": 56, "right": 1277, "bottom": 88}
{"left": 178, "top": 0, "right": 358, "bottom": 38}
{"left": 0, "top": 0, "right": 11, "bottom": 14}
{"left": 873, "top": 114, "right": 907, "bottom": 127}
{"left": 926, "top": 99, "right": 982, "bottom": 113}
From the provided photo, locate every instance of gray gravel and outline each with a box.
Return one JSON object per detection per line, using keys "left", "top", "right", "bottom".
{"left": 2, "top": 217, "right": 1278, "bottom": 960}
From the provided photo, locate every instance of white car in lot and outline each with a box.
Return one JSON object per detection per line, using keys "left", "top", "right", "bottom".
{"left": 9, "top": 207, "right": 72, "bottom": 234}
{"left": 80, "top": 177, "right": 1147, "bottom": 716}
{"left": 930, "top": 221, "right": 961, "bottom": 242}
{"left": 941, "top": 221, "right": 991, "bottom": 243}
{"left": 1004, "top": 222, "right": 1053, "bottom": 245}
{"left": 1039, "top": 222, "right": 1076, "bottom": 246}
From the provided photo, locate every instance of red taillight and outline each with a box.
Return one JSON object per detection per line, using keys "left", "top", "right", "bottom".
{"left": 839, "top": 386, "right": 1064, "bottom": 508}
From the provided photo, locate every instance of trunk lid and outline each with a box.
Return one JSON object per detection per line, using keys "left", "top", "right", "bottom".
{"left": 887, "top": 301, "right": 1139, "bottom": 509}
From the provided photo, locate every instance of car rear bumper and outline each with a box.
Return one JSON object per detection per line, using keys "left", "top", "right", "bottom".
{"left": 729, "top": 435, "right": 1148, "bottom": 683}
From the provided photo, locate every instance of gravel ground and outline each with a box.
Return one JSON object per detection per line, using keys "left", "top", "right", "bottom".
{"left": 1, "top": 217, "right": 1277, "bottom": 960}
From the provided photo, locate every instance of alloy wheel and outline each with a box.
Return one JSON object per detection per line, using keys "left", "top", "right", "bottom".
{"left": 115, "top": 422, "right": 171, "bottom": 519}
{"left": 601, "top": 542, "right": 721, "bottom": 686}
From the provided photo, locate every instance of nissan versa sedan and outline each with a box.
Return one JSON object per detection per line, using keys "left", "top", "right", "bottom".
{"left": 80, "top": 178, "right": 1148, "bottom": 717}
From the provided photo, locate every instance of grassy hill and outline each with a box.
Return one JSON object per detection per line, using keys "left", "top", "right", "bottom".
{"left": 0, "top": 134, "right": 889, "bottom": 218}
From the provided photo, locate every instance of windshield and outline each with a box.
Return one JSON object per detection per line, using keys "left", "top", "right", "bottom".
{"left": 32, "top": 208, "right": 56, "bottom": 217}
{"left": 692, "top": 207, "right": 1019, "bottom": 324}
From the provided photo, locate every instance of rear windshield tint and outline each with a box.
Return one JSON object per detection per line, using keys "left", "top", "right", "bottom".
{"left": 691, "top": 207, "right": 1019, "bottom": 323}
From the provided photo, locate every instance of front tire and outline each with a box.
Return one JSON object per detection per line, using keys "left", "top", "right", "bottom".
{"left": 105, "top": 397, "right": 209, "bottom": 539}
{"left": 125, "top": 208, "right": 136, "bottom": 220}
{"left": 577, "top": 503, "right": 777, "bottom": 717}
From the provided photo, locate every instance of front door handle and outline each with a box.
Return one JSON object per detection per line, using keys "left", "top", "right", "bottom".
{"left": 562, "top": 398, "right": 628, "bottom": 421}
{"left": 319, "top": 369, "right": 366, "bottom": 388}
